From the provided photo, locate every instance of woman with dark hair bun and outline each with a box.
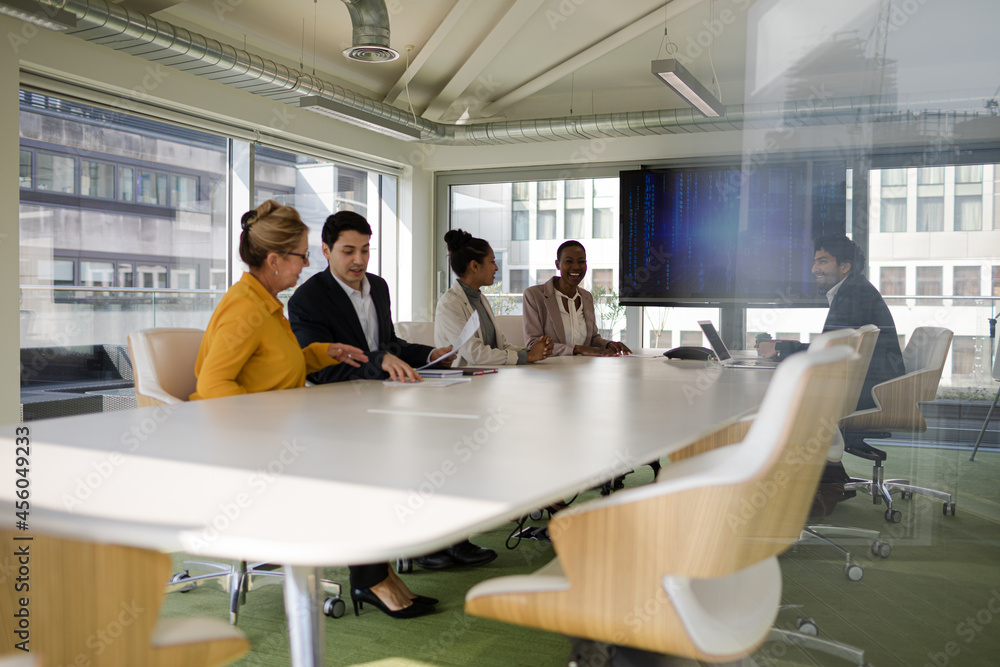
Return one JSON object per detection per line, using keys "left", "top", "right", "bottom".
{"left": 435, "top": 229, "right": 553, "bottom": 366}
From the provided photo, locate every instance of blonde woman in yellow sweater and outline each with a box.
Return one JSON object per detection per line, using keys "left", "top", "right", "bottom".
{"left": 191, "top": 200, "right": 436, "bottom": 619}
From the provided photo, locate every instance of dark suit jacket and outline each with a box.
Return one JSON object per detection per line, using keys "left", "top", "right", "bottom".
{"left": 288, "top": 270, "right": 432, "bottom": 383}
{"left": 780, "top": 272, "right": 904, "bottom": 410}
{"left": 824, "top": 272, "right": 905, "bottom": 410}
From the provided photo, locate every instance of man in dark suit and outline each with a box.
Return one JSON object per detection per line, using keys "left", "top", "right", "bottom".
{"left": 289, "top": 211, "right": 451, "bottom": 383}
{"left": 760, "top": 234, "right": 905, "bottom": 410}
{"left": 288, "top": 210, "right": 496, "bottom": 569}
{"left": 758, "top": 235, "right": 905, "bottom": 516}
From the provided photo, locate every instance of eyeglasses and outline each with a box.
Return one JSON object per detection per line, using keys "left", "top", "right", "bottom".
{"left": 284, "top": 250, "right": 310, "bottom": 262}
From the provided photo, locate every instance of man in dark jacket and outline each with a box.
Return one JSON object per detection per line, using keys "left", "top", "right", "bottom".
{"left": 760, "top": 234, "right": 904, "bottom": 410}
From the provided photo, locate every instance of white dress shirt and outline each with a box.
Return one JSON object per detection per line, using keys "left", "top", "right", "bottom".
{"left": 331, "top": 270, "right": 379, "bottom": 352}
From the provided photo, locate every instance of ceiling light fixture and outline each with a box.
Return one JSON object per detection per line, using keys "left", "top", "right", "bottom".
{"left": 651, "top": 58, "right": 725, "bottom": 118}
{"left": 297, "top": 96, "right": 420, "bottom": 141}
{"left": 0, "top": 0, "right": 77, "bottom": 30}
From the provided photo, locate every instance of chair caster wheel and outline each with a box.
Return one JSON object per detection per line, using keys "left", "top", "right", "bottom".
{"left": 395, "top": 558, "right": 413, "bottom": 574}
{"left": 900, "top": 490, "right": 913, "bottom": 500}
{"left": 885, "top": 508, "right": 902, "bottom": 523}
{"left": 170, "top": 571, "right": 193, "bottom": 592}
{"left": 845, "top": 564, "right": 864, "bottom": 581}
{"left": 943, "top": 502, "right": 956, "bottom": 516}
{"left": 871, "top": 541, "right": 891, "bottom": 558}
{"left": 323, "top": 596, "right": 346, "bottom": 619}
{"left": 796, "top": 617, "right": 819, "bottom": 636}
{"left": 529, "top": 510, "right": 543, "bottom": 521}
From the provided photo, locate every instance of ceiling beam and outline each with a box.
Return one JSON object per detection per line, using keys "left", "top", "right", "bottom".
{"left": 420, "top": 0, "right": 544, "bottom": 122}
{"left": 480, "top": 0, "right": 705, "bottom": 119}
{"left": 382, "top": 0, "right": 477, "bottom": 106}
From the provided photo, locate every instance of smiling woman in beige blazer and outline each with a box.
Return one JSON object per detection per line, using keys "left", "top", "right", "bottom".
{"left": 522, "top": 240, "right": 631, "bottom": 357}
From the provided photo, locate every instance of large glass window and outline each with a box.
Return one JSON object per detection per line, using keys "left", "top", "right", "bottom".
{"left": 37, "top": 152, "right": 75, "bottom": 193}
{"left": 448, "top": 177, "right": 621, "bottom": 325}
{"left": 81, "top": 160, "right": 115, "bottom": 199}
{"left": 916, "top": 266, "right": 943, "bottom": 306}
{"left": 19, "top": 149, "right": 31, "bottom": 188}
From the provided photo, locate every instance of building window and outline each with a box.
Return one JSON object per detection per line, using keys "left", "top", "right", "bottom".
{"left": 565, "top": 208, "right": 584, "bottom": 238}
{"left": 955, "top": 195, "right": 983, "bottom": 231}
{"left": 880, "top": 198, "right": 907, "bottom": 232}
{"left": 137, "top": 264, "right": 168, "bottom": 289}
{"left": 172, "top": 175, "right": 199, "bottom": 209}
{"left": 880, "top": 266, "right": 906, "bottom": 305}
{"left": 36, "top": 152, "right": 75, "bottom": 193}
{"left": 953, "top": 266, "right": 980, "bottom": 296}
{"left": 954, "top": 164, "right": 983, "bottom": 231}
{"left": 81, "top": 160, "right": 115, "bottom": 199}
{"left": 916, "top": 165, "right": 944, "bottom": 233}
{"left": 536, "top": 269, "right": 556, "bottom": 285}
{"left": 19, "top": 149, "right": 31, "bottom": 188}
{"left": 565, "top": 179, "right": 587, "bottom": 198}
{"left": 593, "top": 208, "right": 614, "bottom": 238}
{"left": 80, "top": 261, "right": 114, "bottom": 287}
{"left": 951, "top": 336, "right": 976, "bottom": 376}
{"left": 649, "top": 329, "right": 672, "bottom": 348}
{"left": 538, "top": 181, "right": 557, "bottom": 200}
{"left": 916, "top": 266, "right": 943, "bottom": 306}
{"left": 509, "top": 269, "right": 528, "bottom": 294}
{"left": 513, "top": 182, "right": 531, "bottom": 200}
{"left": 680, "top": 330, "right": 703, "bottom": 347}
{"left": 879, "top": 168, "right": 907, "bottom": 233}
{"left": 171, "top": 266, "right": 198, "bottom": 290}
{"left": 137, "top": 170, "right": 168, "bottom": 205}
{"left": 512, "top": 209, "right": 529, "bottom": 240}
{"left": 537, "top": 210, "right": 556, "bottom": 240}
{"left": 38, "top": 259, "right": 75, "bottom": 286}
{"left": 591, "top": 269, "right": 613, "bottom": 291}
{"left": 119, "top": 166, "right": 134, "bottom": 202}
{"left": 993, "top": 266, "right": 1000, "bottom": 297}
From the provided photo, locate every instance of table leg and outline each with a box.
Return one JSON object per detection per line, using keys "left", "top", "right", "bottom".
{"left": 283, "top": 565, "right": 324, "bottom": 666}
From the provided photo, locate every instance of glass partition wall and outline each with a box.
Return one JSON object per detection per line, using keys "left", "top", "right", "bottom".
{"left": 18, "top": 90, "right": 398, "bottom": 417}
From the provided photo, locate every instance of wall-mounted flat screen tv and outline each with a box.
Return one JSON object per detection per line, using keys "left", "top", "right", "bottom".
{"left": 620, "top": 161, "right": 848, "bottom": 307}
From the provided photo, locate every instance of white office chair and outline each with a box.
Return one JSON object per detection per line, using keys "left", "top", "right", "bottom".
{"left": 127, "top": 328, "right": 346, "bottom": 623}
{"left": 395, "top": 321, "right": 436, "bottom": 346}
{"left": 467, "top": 346, "right": 855, "bottom": 663}
{"left": 494, "top": 315, "right": 525, "bottom": 347}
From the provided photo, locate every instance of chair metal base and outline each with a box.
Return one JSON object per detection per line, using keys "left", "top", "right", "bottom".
{"left": 844, "top": 457, "right": 955, "bottom": 522}
{"left": 167, "top": 560, "right": 343, "bottom": 624}
{"left": 767, "top": 627, "right": 869, "bottom": 667}
{"left": 798, "top": 525, "right": 891, "bottom": 581}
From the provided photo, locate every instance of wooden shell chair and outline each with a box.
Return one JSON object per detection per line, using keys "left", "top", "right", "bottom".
{"left": 466, "top": 346, "right": 855, "bottom": 663}
{"left": 0, "top": 529, "right": 248, "bottom": 667}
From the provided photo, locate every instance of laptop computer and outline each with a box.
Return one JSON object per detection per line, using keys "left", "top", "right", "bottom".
{"left": 698, "top": 321, "right": 778, "bottom": 369}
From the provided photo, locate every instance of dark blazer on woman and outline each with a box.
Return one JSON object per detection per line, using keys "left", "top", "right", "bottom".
{"left": 288, "top": 269, "right": 432, "bottom": 383}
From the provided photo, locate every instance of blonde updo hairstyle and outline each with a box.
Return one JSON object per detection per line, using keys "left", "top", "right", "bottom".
{"left": 239, "top": 200, "right": 308, "bottom": 269}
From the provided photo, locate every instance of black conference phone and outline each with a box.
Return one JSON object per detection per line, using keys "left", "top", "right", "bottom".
{"left": 663, "top": 346, "right": 716, "bottom": 361}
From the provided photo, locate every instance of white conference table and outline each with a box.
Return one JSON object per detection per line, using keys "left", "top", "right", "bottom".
{"left": 1, "top": 354, "right": 773, "bottom": 666}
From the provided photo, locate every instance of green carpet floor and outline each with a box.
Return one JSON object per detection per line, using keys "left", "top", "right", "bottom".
{"left": 160, "top": 446, "right": 1000, "bottom": 666}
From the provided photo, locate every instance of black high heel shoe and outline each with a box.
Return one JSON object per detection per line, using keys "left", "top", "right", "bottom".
{"left": 350, "top": 587, "right": 435, "bottom": 619}
{"left": 412, "top": 595, "right": 439, "bottom": 606}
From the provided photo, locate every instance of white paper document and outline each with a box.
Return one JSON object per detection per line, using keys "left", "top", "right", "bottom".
{"left": 416, "top": 310, "right": 480, "bottom": 370}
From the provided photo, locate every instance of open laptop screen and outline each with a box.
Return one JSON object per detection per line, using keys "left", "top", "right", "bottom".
{"left": 698, "top": 320, "right": 732, "bottom": 361}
